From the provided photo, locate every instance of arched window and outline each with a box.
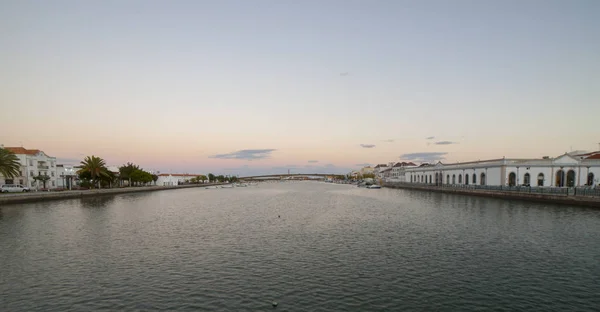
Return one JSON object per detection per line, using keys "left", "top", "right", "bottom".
{"left": 588, "top": 173, "right": 595, "bottom": 186}
{"left": 508, "top": 172, "right": 516, "bottom": 186}
{"left": 458, "top": 174, "right": 462, "bottom": 184}
{"left": 465, "top": 174, "right": 469, "bottom": 185}
{"left": 480, "top": 172, "right": 486, "bottom": 185}
{"left": 446, "top": 174, "right": 450, "bottom": 184}
{"left": 452, "top": 174, "right": 456, "bottom": 184}
{"left": 524, "top": 173, "right": 530, "bottom": 186}
{"left": 567, "top": 170, "right": 576, "bottom": 187}
{"left": 472, "top": 173, "right": 477, "bottom": 185}
{"left": 556, "top": 170, "right": 565, "bottom": 187}
{"left": 537, "top": 173, "right": 544, "bottom": 186}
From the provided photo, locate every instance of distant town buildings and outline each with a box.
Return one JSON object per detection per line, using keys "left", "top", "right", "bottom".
{"left": 374, "top": 151, "right": 600, "bottom": 188}
{"left": 156, "top": 173, "right": 207, "bottom": 186}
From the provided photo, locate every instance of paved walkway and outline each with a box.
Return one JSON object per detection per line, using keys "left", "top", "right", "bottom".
{"left": 0, "top": 183, "right": 225, "bottom": 205}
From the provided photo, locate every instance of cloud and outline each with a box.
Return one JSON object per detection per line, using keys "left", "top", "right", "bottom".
{"left": 355, "top": 163, "right": 371, "bottom": 167}
{"left": 426, "top": 136, "right": 435, "bottom": 140}
{"left": 360, "top": 144, "right": 376, "bottom": 148}
{"left": 307, "top": 160, "right": 319, "bottom": 163}
{"left": 400, "top": 152, "right": 448, "bottom": 163}
{"left": 382, "top": 139, "right": 394, "bottom": 143}
{"left": 435, "top": 141, "right": 458, "bottom": 145}
{"left": 210, "top": 149, "right": 276, "bottom": 160}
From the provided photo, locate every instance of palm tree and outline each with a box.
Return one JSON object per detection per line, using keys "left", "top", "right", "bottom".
{"left": 0, "top": 148, "right": 21, "bottom": 179}
{"left": 77, "top": 155, "right": 109, "bottom": 189}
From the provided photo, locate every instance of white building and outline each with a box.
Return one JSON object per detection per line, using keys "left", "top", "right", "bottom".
{"left": 56, "top": 164, "right": 77, "bottom": 189}
{"left": 395, "top": 151, "right": 600, "bottom": 188}
{"left": 156, "top": 173, "right": 207, "bottom": 186}
{"left": 0, "top": 146, "right": 59, "bottom": 189}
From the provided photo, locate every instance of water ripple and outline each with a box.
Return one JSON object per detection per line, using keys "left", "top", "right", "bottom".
{"left": 1, "top": 182, "right": 600, "bottom": 311}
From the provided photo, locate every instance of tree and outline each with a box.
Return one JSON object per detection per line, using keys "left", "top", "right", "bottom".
{"left": 229, "top": 176, "right": 239, "bottom": 183}
{"left": 119, "top": 162, "right": 140, "bottom": 187}
{"left": 216, "top": 175, "right": 225, "bottom": 182}
{"left": 0, "top": 148, "right": 21, "bottom": 179}
{"left": 130, "top": 169, "right": 152, "bottom": 186}
{"left": 77, "top": 155, "right": 109, "bottom": 188}
{"left": 208, "top": 173, "right": 215, "bottom": 183}
{"left": 152, "top": 174, "right": 158, "bottom": 186}
{"left": 33, "top": 173, "right": 50, "bottom": 189}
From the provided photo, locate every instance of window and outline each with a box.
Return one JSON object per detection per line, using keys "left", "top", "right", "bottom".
{"left": 465, "top": 174, "right": 469, "bottom": 185}
{"left": 537, "top": 173, "right": 544, "bottom": 186}
{"left": 566, "top": 170, "right": 576, "bottom": 187}
{"left": 52, "top": 181, "right": 55, "bottom": 187}
{"left": 458, "top": 174, "right": 462, "bottom": 184}
{"left": 472, "top": 173, "right": 476, "bottom": 184}
{"left": 452, "top": 174, "right": 456, "bottom": 184}
{"left": 509, "top": 172, "right": 516, "bottom": 186}
{"left": 588, "top": 173, "right": 595, "bottom": 186}
{"left": 446, "top": 174, "right": 450, "bottom": 184}
{"left": 29, "top": 160, "right": 33, "bottom": 166}
{"left": 51, "top": 172, "right": 54, "bottom": 177}
{"left": 5, "top": 179, "right": 14, "bottom": 184}
{"left": 30, "top": 171, "right": 34, "bottom": 177}
{"left": 19, "top": 179, "right": 23, "bottom": 185}
{"left": 19, "top": 170, "right": 23, "bottom": 176}
{"left": 524, "top": 173, "right": 530, "bottom": 186}
{"left": 480, "top": 173, "right": 486, "bottom": 185}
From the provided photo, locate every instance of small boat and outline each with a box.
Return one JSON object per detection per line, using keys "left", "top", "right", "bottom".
{"left": 367, "top": 185, "right": 381, "bottom": 189}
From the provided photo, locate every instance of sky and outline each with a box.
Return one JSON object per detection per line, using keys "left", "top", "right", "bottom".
{"left": 1, "top": 0, "right": 598, "bottom": 176}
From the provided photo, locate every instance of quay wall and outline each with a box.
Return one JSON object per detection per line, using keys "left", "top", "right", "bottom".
{"left": 0, "top": 184, "right": 226, "bottom": 206}
{"left": 383, "top": 182, "right": 600, "bottom": 208}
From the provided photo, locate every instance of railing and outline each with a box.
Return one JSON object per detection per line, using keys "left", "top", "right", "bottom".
{"left": 384, "top": 182, "right": 600, "bottom": 197}
{"left": 38, "top": 165, "right": 49, "bottom": 169}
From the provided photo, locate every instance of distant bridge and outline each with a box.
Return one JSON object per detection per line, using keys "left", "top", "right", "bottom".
{"left": 239, "top": 173, "right": 340, "bottom": 180}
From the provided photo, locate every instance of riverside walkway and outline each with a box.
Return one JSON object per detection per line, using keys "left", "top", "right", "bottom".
{"left": 0, "top": 183, "right": 225, "bottom": 205}
{"left": 383, "top": 182, "right": 600, "bottom": 208}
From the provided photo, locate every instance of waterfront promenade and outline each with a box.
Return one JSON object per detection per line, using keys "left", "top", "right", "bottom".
{"left": 383, "top": 182, "right": 600, "bottom": 208}
{"left": 0, "top": 183, "right": 225, "bottom": 205}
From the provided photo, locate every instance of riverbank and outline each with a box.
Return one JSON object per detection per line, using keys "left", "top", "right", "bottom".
{"left": 0, "top": 183, "right": 226, "bottom": 205}
{"left": 383, "top": 182, "right": 600, "bottom": 208}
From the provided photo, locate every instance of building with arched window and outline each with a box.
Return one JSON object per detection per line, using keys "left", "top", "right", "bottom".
{"left": 385, "top": 151, "right": 600, "bottom": 188}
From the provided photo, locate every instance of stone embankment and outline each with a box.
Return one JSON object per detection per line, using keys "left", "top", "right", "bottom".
{"left": 0, "top": 183, "right": 225, "bottom": 205}
{"left": 383, "top": 183, "right": 600, "bottom": 208}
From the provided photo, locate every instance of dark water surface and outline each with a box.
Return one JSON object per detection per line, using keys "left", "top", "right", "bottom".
{"left": 1, "top": 182, "right": 599, "bottom": 311}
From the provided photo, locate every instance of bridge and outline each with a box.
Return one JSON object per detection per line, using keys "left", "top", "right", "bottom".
{"left": 239, "top": 173, "right": 342, "bottom": 180}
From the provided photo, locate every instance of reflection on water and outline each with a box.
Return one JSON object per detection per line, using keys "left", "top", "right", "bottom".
{"left": 1, "top": 182, "right": 599, "bottom": 311}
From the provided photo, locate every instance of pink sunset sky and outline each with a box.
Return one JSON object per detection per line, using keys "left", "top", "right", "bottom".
{"left": 1, "top": 1, "right": 598, "bottom": 176}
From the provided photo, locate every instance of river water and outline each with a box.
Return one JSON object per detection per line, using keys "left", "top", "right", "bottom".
{"left": 1, "top": 182, "right": 599, "bottom": 311}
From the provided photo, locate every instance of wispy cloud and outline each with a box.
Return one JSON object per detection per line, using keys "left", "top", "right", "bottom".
{"left": 426, "top": 136, "right": 435, "bottom": 140}
{"left": 435, "top": 141, "right": 458, "bottom": 145}
{"left": 400, "top": 152, "right": 447, "bottom": 163}
{"left": 210, "top": 149, "right": 276, "bottom": 160}
{"left": 307, "top": 160, "right": 319, "bottom": 163}
{"left": 382, "top": 139, "right": 394, "bottom": 143}
{"left": 355, "top": 163, "right": 371, "bottom": 167}
{"left": 360, "top": 144, "right": 376, "bottom": 148}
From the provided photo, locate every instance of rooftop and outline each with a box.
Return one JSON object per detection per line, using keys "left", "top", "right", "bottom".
{"left": 3, "top": 146, "right": 42, "bottom": 155}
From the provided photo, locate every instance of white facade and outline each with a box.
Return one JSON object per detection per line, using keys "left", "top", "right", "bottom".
{"left": 156, "top": 174, "right": 207, "bottom": 186}
{"left": 0, "top": 146, "right": 59, "bottom": 189}
{"left": 395, "top": 153, "right": 600, "bottom": 188}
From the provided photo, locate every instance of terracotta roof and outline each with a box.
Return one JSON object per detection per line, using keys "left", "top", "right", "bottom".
{"left": 585, "top": 154, "right": 600, "bottom": 159}
{"left": 3, "top": 147, "right": 41, "bottom": 155}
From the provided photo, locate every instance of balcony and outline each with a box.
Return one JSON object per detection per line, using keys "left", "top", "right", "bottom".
{"left": 38, "top": 165, "right": 49, "bottom": 169}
